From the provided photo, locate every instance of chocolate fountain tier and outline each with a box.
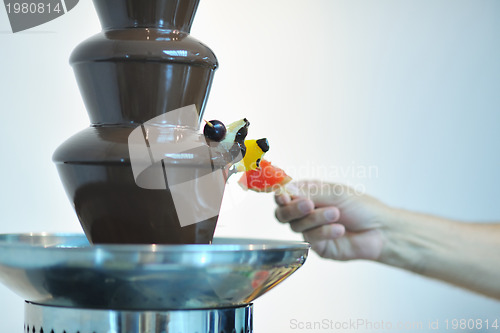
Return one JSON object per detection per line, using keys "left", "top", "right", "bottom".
{"left": 71, "top": 0, "right": 218, "bottom": 126}
{"left": 70, "top": 27, "right": 217, "bottom": 125}
{"left": 0, "top": 234, "right": 309, "bottom": 310}
{"left": 53, "top": 123, "right": 238, "bottom": 245}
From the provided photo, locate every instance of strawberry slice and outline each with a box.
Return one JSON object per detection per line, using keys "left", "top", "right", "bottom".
{"left": 238, "top": 159, "right": 292, "bottom": 192}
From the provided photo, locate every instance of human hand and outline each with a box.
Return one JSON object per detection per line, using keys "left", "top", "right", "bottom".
{"left": 276, "top": 181, "right": 500, "bottom": 299}
{"left": 275, "top": 180, "right": 392, "bottom": 261}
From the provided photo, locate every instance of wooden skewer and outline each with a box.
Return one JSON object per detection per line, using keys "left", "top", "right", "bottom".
{"left": 204, "top": 119, "right": 214, "bottom": 128}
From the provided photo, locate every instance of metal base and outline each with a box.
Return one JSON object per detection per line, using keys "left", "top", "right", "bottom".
{"left": 0, "top": 234, "right": 308, "bottom": 310}
{"left": 24, "top": 302, "right": 253, "bottom": 333}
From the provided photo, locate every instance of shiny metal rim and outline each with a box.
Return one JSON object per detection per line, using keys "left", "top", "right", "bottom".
{"left": 0, "top": 233, "right": 309, "bottom": 252}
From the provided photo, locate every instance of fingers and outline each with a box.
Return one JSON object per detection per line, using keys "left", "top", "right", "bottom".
{"left": 274, "top": 180, "right": 353, "bottom": 244}
{"left": 289, "top": 207, "right": 340, "bottom": 232}
{"left": 275, "top": 195, "right": 345, "bottom": 243}
{"left": 275, "top": 198, "right": 314, "bottom": 222}
{"left": 303, "top": 223, "right": 346, "bottom": 241}
{"left": 274, "top": 192, "right": 291, "bottom": 206}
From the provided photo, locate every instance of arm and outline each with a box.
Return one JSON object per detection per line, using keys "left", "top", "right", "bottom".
{"left": 381, "top": 209, "right": 500, "bottom": 299}
{"left": 274, "top": 180, "right": 500, "bottom": 299}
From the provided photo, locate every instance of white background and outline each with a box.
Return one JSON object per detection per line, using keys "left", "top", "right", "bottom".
{"left": 1, "top": 0, "right": 499, "bottom": 332}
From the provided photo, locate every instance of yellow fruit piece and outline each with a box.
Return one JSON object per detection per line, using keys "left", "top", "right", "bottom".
{"left": 235, "top": 138, "right": 269, "bottom": 172}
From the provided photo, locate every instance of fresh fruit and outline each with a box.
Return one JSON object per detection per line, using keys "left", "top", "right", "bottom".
{"left": 235, "top": 138, "right": 269, "bottom": 172}
{"left": 219, "top": 118, "right": 250, "bottom": 160}
{"left": 234, "top": 121, "right": 248, "bottom": 146}
{"left": 203, "top": 120, "right": 226, "bottom": 142}
{"left": 205, "top": 118, "right": 250, "bottom": 170}
{"left": 221, "top": 118, "right": 250, "bottom": 147}
{"left": 238, "top": 159, "right": 292, "bottom": 192}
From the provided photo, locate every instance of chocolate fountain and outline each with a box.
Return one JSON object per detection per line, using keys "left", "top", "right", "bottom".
{"left": 53, "top": 0, "right": 225, "bottom": 245}
{"left": 0, "top": 1, "right": 309, "bottom": 332}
